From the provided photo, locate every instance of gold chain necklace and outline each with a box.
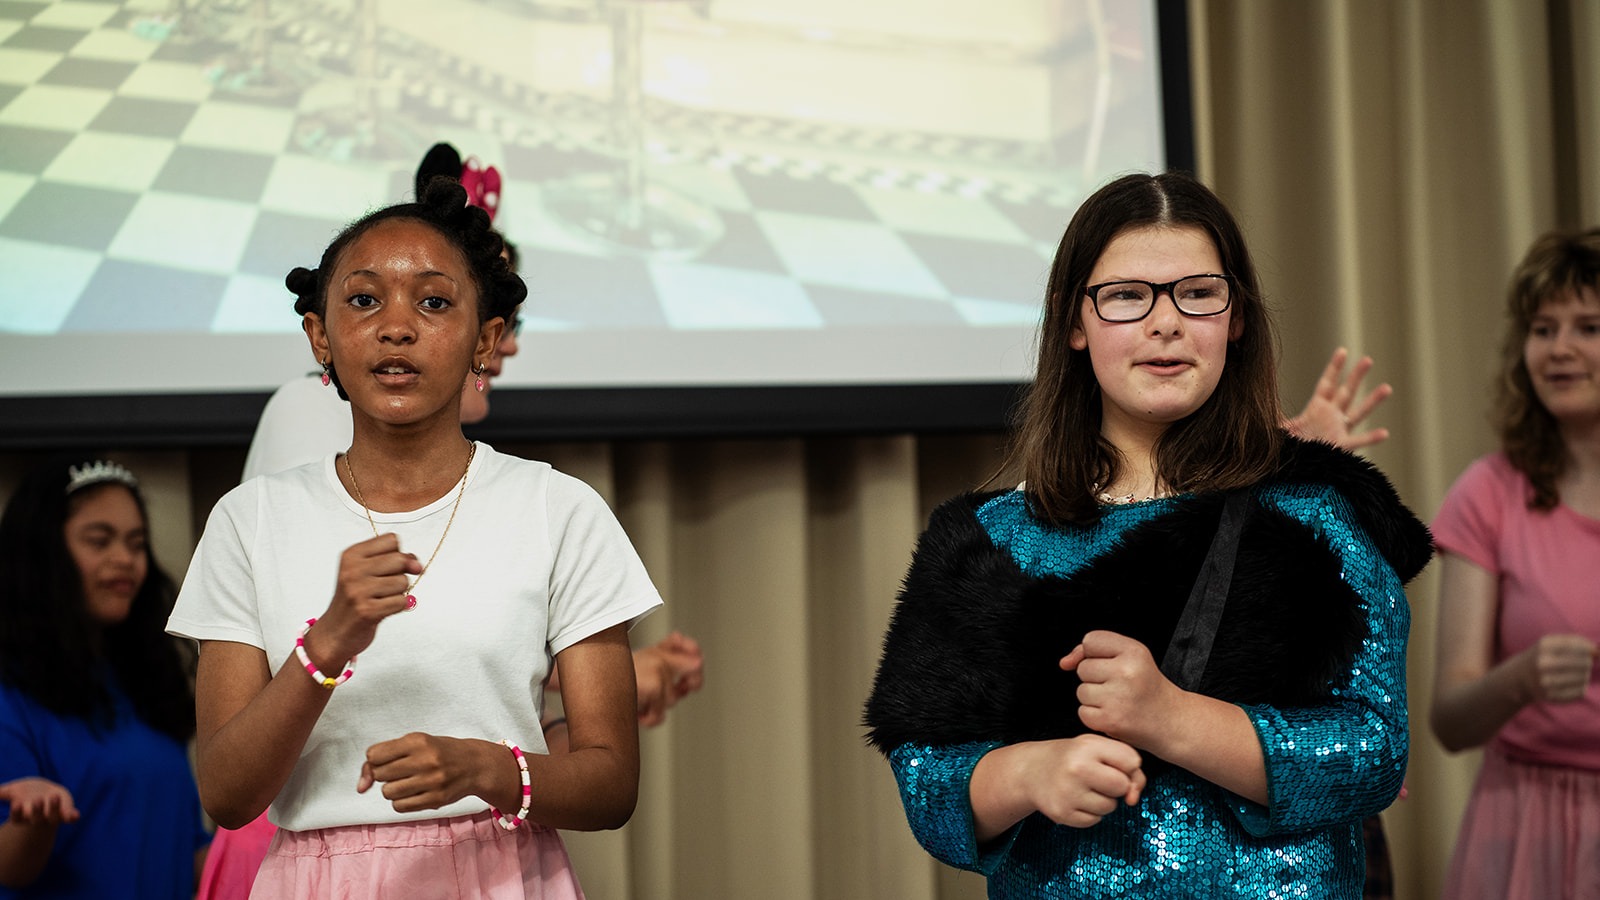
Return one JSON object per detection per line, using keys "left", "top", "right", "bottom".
{"left": 342, "top": 442, "right": 476, "bottom": 608}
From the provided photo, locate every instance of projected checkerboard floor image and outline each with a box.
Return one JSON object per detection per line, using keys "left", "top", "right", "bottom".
{"left": 0, "top": 0, "right": 1163, "bottom": 337}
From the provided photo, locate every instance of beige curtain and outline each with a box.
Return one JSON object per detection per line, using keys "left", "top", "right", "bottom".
{"left": 3, "top": 2, "right": 1596, "bottom": 898}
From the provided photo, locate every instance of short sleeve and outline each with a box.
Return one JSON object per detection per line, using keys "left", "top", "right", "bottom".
{"left": 241, "top": 376, "right": 352, "bottom": 480}
{"left": 166, "top": 488, "right": 266, "bottom": 649}
{"left": 543, "top": 473, "right": 662, "bottom": 654}
{"left": 1432, "top": 456, "right": 1511, "bottom": 575}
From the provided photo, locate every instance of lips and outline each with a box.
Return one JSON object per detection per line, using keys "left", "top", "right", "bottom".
{"left": 373, "top": 356, "right": 420, "bottom": 385}
{"left": 101, "top": 578, "right": 137, "bottom": 596}
{"left": 1137, "top": 358, "right": 1191, "bottom": 372}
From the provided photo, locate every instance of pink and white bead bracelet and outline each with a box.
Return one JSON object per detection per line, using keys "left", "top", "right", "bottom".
{"left": 491, "top": 740, "right": 532, "bottom": 830}
{"left": 294, "top": 617, "right": 356, "bottom": 690}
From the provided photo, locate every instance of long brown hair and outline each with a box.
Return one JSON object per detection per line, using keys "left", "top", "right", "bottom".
{"left": 1002, "top": 172, "right": 1282, "bottom": 526}
{"left": 1495, "top": 227, "right": 1600, "bottom": 510}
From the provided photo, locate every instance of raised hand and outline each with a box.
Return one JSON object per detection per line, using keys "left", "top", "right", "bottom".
{"left": 303, "top": 534, "right": 422, "bottom": 670}
{"left": 1286, "top": 347, "right": 1393, "bottom": 450}
{"left": 1060, "top": 630, "right": 1181, "bottom": 750}
{"left": 634, "top": 631, "right": 705, "bottom": 727}
{"left": 0, "top": 777, "right": 79, "bottom": 826}
{"left": 1521, "top": 633, "right": 1599, "bottom": 703}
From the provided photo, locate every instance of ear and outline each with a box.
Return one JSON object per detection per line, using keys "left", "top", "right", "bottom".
{"left": 475, "top": 316, "right": 506, "bottom": 368}
{"left": 1068, "top": 326, "right": 1088, "bottom": 352}
{"left": 303, "top": 313, "right": 329, "bottom": 363}
{"left": 1229, "top": 312, "right": 1245, "bottom": 342}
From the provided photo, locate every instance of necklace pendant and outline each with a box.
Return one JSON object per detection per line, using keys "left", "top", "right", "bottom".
{"left": 404, "top": 594, "right": 418, "bottom": 611}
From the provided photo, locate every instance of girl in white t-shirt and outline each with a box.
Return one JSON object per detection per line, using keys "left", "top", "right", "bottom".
{"left": 168, "top": 179, "right": 661, "bottom": 898}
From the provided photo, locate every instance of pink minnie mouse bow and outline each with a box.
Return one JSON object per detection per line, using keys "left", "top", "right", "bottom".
{"left": 459, "top": 156, "right": 501, "bottom": 222}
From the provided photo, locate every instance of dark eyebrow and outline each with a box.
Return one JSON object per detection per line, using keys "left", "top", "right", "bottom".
{"left": 339, "top": 269, "right": 458, "bottom": 285}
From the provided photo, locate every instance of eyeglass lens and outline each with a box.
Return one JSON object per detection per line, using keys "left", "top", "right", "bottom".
{"left": 1093, "top": 276, "right": 1230, "bottom": 322}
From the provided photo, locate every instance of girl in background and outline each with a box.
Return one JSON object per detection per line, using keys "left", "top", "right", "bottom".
{"left": 0, "top": 457, "right": 208, "bottom": 898}
{"left": 1431, "top": 228, "right": 1600, "bottom": 899}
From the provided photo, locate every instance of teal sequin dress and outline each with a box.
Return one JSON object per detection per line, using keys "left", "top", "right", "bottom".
{"left": 885, "top": 484, "right": 1412, "bottom": 899}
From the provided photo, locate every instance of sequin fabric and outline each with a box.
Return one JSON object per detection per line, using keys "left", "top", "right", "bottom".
{"left": 887, "top": 485, "right": 1410, "bottom": 899}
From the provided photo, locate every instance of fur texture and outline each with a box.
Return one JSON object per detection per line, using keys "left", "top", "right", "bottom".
{"left": 863, "top": 438, "right": 1432, "bottom": 755}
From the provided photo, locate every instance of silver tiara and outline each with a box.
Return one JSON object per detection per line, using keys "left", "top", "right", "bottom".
{"left": 65, "top": 460, "right": 139, "bottom": 494}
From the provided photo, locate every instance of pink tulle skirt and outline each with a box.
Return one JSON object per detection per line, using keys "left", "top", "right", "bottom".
{"left": 1441, "top": 745, "right": 1600, "bottom": 899}
{"left": 249, "top": 811, "right": 584, "bottom": 900}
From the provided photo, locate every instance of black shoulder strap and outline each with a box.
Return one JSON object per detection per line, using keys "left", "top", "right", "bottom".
{"left": 1160, "top": 491, "right": 1251, "bottom": 691}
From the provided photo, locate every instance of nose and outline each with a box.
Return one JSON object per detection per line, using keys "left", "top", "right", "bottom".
{"left": 107, "top": 540, "right": 138, "bottom": 567}
{"left": 376, "top": 302, "right": 417, "bottom": 344}
{"left": 496, "top": 328, "right": 519, "bottom": 361}
{"left": 1550, "top": 324, "right": 1578, "bottom": 355}
{"left": 1146, "top": 289, "right": 1184, "bottom": 334}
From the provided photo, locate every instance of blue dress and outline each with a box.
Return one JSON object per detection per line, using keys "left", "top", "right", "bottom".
{"left": 886, "top": 484, "right": 1411, "bottom": 899}
{"left": 0, "top": 678, "right": 210, "bottom": 900}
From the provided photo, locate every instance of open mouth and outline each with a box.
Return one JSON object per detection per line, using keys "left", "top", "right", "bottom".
{"left": 373, "top": 358, "right": 420, "bottom": 382}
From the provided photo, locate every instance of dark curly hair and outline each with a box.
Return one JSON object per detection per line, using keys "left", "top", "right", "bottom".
{"left": 0, "top": 456, "right": 194, "bottom": 742}
{"left": 284, "top": 177, "right": 528, "bottom": 399}
{"left": 1495, "top": 227, "right": 1600, "bottom": 510}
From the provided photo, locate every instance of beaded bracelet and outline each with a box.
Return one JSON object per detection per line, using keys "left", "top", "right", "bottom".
{"left": 491, "top": 740, "right": 532, "bottom": 830}
{"left": 293, "top": 617, "right": 356, "bottom": 690}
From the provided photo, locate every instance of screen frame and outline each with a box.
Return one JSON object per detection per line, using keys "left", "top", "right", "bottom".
{"left": 0, "top": 0, "right": 1193, "bottom": 450}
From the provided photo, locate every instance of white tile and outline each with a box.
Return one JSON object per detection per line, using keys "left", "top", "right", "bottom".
{"left": 952, "top": 295, "right": 1042, "bottom": 326}
{"left": 0, "top": 171, "right": 34, "bottom": 222}
{"left": 0, "top": 48, "right": 70, "bottom": 86}
{"left": 496, "top": 181, "right": 610, "bottom": 258}
{"left": 857, "top": 186, "right": 1031, "bottom": 244}
{"left": 0, "top": 237, "right": 102, "bottom": 333}
{"left": 30, "top": 2, "right": 118, "bottom": 29}
{"left": 212, "top": 273, "right": 302, "bottom": 333}
{"left": 649, "top": 260, "right": 822, "bottom": 329}
{"left": 651, "top": 164, "right": 754, "bottom": 213}
{"left": 179, "top": 101, "right": 294, "bottom": 153}
{"left": 259, "top": 153, "right": 395, "bottom": 222}
{"left": 68, "top": 28, "right": 161, "bottom": 62}
{"left": 0, "top": 84, "right": 112, "bottom": 130}
{"left": 107, "top": 191, "right": 256, "bottom": 273}
{"left": 42, "top": 131, "right": 174, "bottom": 191}
{"left": 117, "top": 60, "right": 211, "bottom": 102}
{"left": 755, "top": 210, "right": 947, "bottom": 297}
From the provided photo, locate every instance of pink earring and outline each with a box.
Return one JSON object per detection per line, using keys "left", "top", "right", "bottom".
{"left": 320, "top": 362, "right": 331, "bottom": 386}
{"left": 474, "top": 363, "right": 485, "bottom": 393}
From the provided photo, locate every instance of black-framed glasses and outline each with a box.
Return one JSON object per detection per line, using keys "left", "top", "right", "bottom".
{"left": 1082, "top": 274, "right": 1233, "bottom": 323}
{"left": 510, "top": 313, "right": 523, "bottom": 337}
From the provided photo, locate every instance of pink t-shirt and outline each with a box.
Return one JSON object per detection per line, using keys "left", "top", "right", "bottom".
{"left": 1433, "top": 453, "right": 1600, "bottom": 769}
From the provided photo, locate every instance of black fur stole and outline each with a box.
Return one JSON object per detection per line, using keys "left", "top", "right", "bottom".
{"left": 862, "top": 438, "right": 1433, "bottom": 755}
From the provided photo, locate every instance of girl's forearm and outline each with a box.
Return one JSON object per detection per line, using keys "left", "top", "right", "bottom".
{"left": 197, "top": 652, "right": 335, "bottom": 829}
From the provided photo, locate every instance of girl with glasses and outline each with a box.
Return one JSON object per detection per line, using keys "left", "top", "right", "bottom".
{"left": 864, "top": 171, "right": 1430, "bottom": 898}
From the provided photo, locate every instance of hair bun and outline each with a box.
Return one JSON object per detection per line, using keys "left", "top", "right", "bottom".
{"left": 420, "top": 176, "right": 470, "bottom": 215}
{"left": 286, "top": 266, "right": 320, "bottom": 315}
{"left": 415, "top": 142, "right": 463, "bottom": 200}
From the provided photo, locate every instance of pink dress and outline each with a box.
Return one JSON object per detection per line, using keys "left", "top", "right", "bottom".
{"left": 1434, "top": 454, "right": 1600, "bottom": 899}
{"left": 251, "top": 811, "right": 583, "bottom": 900}
{"left": 197, "top": 814, "right": 276, "bottom": 900}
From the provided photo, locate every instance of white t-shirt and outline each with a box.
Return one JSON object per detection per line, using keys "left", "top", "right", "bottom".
{"left": 167, "top": 442, "right": 662, "bottom": 831}
{"left": 241, "top": 376, "right": 353, "bottom": 480}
